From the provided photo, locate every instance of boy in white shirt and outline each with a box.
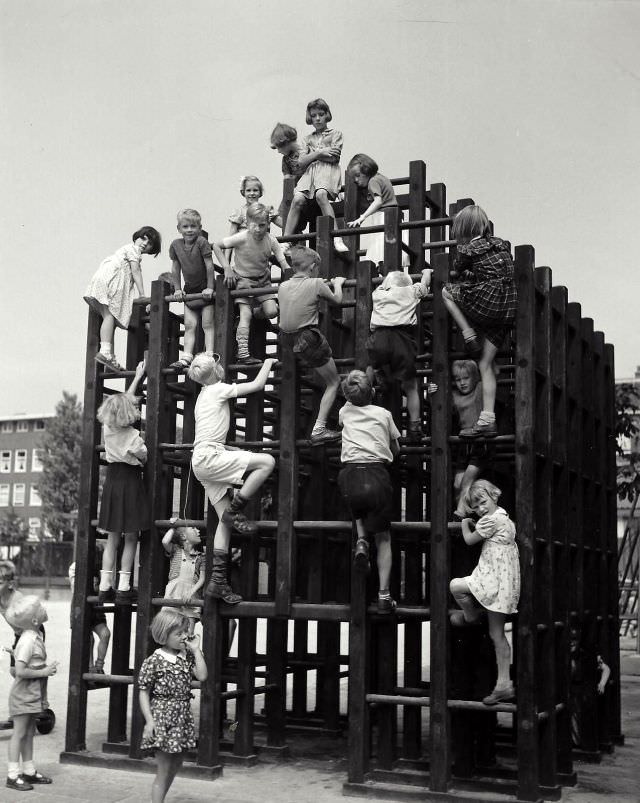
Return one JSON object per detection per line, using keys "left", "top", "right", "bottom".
{"left": 338, "top": 371, "right": 400, "bottom": 613}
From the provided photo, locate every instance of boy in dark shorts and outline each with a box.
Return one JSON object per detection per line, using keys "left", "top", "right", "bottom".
{"left": 366, "top": 268, "right": 432, "bottom": 441}
{"left": 278, "top": 246, "right": 346, "bottom": 444}
{"left": 168, "top": 208, "right": 227, "bottom": 371}
{"left": 337, "top": 371, "right": 400, "bottom": 613}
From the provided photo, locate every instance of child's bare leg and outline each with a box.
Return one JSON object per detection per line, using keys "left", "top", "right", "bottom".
{"left": 455, "top": 464, "right": 480, "bottom": 517}
{"left": 94, "top": 622, "right": 110, "bottom": 669}
{"left": 212, "top": 497, "right": 232, "bottom": 552}
{"left": 402, "top": 377, "right": 421, "bottom": 422}
{"left": 99, "top": 308, "right": 117, "bottom": 353}
{"left": 152, "top": 750, "right": 176, "bottom": 803}
{"left": 311, "top": 359, "right": 341, "bottom": 437}
{"left": 441, "top": 288, "right": 472, "bottom": 332}
{"left": 116, "top": 532, "right": 137, "bottom": 592}
{"left": 238, "top": 453, "right": 276, "bottom": 499}
{"left": 449, "top": 577, "right": 482, "bottom": 623}
{"left": 99, "top": 532, "right": 120, "bottom": 590}
{"left": 8, "top": 713, "right": 30, "bottom": 764}
{"left": 487, "top": 611, "right": 511, "bottom": 687}
{"left": 261, "top": 300, "right": 278, "bottom": 321}
{"left": 283, "top": 192, "right": 306, "bottom": 238}
{"left": 374, "top": 530, "right": 392, "bottom": 591}
{"left": 202, "top": 304, "right": 216, "bottom": 354}
{"left": 314, "top": 189, "right": 335, "bottom": 219}
{"left": 478, "top": 341, "right": 498, "bottom": 416}
{"left": 236, "top": 303, "right": 253, "bottom": 361}
{"left": 182, "top": 305, "right": 199, "bottom": 359}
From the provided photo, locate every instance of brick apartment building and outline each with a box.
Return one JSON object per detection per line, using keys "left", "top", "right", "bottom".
{"left": 0, "top": 413, "right": 53, "bottom": 541}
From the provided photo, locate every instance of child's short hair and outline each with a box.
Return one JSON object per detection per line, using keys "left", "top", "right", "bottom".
{"left": 306, "top": 97, "right": 332, "bottom": 124}
{"left": 150, "top": 608, "right": 188, "bottom": 645}
{"left": 177, "top": 208, "right": 202, "bottom": 227}
{"left": 170, "top": 526, "right": 199, "bottom": 547}
{"left": 133, "top": 226, "right": 162, "bottom": 256}
{"left": 270, "top": 122, "right": 297, "bottom": 148}
{"left": 246, "top": 202, "right": 269, "bottom": 223}
{"left": 380, "top": 270, "right": 411, "bottom": 290}
{"left": 347, "top": 153, "right": 378, "bottom": 177}
{"left": 187, "top": 352, "right": 225, "bottom": 385}
{"left": 289, "top": 246, "right": 320, "bottom": 273}
{"left": 341, "top": 370, "right": 374, "bottom": 407}
{"left": 0, "top": 560, "right": 16, "bottom": 581}
{"left": 452, "top": 359, "right": 480, "bottom": 386}
{"left": 157, "top": 271, "right": 176, "bottom": 289}
{"left": 451, "top": 205, "right": 491, "bottom": 245}
{"left": 466, "top": 479, "right": 502, "bottom": 508}
{"left": 240, "top": 175, "right": 264, "bottom": 196}
{"left": 97, "top": 393, "right": 140, "bottom": 428}
{"left": 5, "top": 594, "right": 47, "bottom": 631}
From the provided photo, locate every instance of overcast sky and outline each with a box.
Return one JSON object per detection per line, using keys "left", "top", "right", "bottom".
{"left": 1, "top": 0, "right": 638, "bottom": 415}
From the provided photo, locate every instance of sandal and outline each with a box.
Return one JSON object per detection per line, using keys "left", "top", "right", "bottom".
{"left": 95, "top": 353, "right": 124, "bottom": 371}
{"left": 20, "top": 771, "right": 52, "bottom": 785}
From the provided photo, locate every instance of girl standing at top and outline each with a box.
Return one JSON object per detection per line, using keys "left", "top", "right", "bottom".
{"left": 228, "top": 176, "right": 279, "bottom": 235}
{"left": 84, "top": 227, "right": 162, "bottom": 370}
{"left": 161, "top": 525, "right": 204, "bottom": 636}
{"left": 449, "top": 480, "right": 520, "bottom": 705}
{"left": 96, "top": 360, "right": 148, "bottom": 604}
{"left": 346, "top": 153, "right": 410, "bottom": 271}
{"left": 442, "top": 205, "right": 517, "bottom": 438}
{"left": 138, "top": 609, "right": 207, "bottom": 803}
{"left": 281, "top": 98, "right": 348, "bottom": 253}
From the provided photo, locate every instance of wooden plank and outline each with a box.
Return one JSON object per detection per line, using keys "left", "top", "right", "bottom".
{"left": 408, "top": 160, "right": 427, "bottom": 270}
{"left": 383, "top": 205, "right": 402, "bottom": 274}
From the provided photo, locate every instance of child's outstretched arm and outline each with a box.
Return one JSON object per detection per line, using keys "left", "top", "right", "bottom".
{"left": 171, "top": 259, "right": 185, "bottom": 301}
{"left": 236, "top": 357, "right": 277, "bottom": 397}
{"left": 161, "top": 529, "right": 175, "bottom": 556}
{"left": 215, "top": 236, "right": 240, "bottom": 287}
{"left": 129, "top": 255, "right": 145, "bottom": 297}
{"left": 126, "top": 360, "right": 146, "bottom": 397}
{"left": 326, "top": 276, "right": 345, "bottom": 305}
{"left": 348, "top": 195, "right": 383, "bottom": 227}
{"left": 420, "top": 268, "right": 433, "bottom": 290}
{"left": 460, "top": 518, "right": 483, "bottom": 545}
{"left": 202, "top": 252, "right": 218, "bottom": 299}
{"left": 270, "top": 236, "right": 289, "bottom": 273}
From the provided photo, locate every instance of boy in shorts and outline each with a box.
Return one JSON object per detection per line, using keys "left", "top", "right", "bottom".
{"left": 187, "top": 353, "right": 277, "bottom": 604}
{"left": 215, "top": 203, "right": 289, "bottom": 365}
{"left": 278, "top": 246, "right": 346, "bottom": 444}
{"left": 337, "top": 371, "right": 400, "bottom": 613}
{"left": 169, "top": 208, "right": 227, "bottom": 371}
{"left": 366, "top": 268, "right": 432, "bottom": 441}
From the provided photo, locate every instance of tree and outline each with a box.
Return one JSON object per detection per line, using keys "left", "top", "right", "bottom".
{"left": 615, "top": 382, "right": 640, "bottom": 503}
{"left": 0, "top": 507, "right": 27, "bottom": 546}
{"left": 39, "top": 391, "right": 83, "bottom": 541}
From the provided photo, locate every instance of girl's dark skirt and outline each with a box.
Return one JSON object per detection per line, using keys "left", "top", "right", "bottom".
{"left": 98, "top": 462, "right": 149, "bottom": 534}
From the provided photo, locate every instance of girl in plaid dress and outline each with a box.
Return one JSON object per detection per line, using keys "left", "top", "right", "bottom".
{"left": 442, "top": 206, "right": 517, "bottom": 438}
{"left": 84, "top": 227, "right": 162, "bottom": 371}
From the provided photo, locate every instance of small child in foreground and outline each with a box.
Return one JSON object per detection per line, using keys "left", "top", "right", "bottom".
{"left": 5, "top": 595, "right": 57, "bottom": 791}
{"left": 138, "top": 609, "right": 207, "bottom": 803}
{"left": 338, "top": 371, "right": 400, "bottom": 613}
{"left": 278, "top": 246, "right": 346, "bottom": 444}
{"left": 188, "top": 353, "right": 276, "bottom": 603}
{"left": 366, "top": 268, "right": 432, "bottom": 441}
{"left": 449, "top": 480, "right": 520, "bottom": 705}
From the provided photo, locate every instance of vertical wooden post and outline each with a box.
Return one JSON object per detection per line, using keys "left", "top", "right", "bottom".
{"left": 383, "top": 205, "right": 401, "bottom": 275}
{"left": 409, "top": 160, "right": 427, "bottom": 270}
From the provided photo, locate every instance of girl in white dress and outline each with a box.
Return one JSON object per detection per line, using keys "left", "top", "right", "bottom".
{"left": 281, "top": 98, "right": 348, "bottom": 253}
{"left": 84, "top": 226, "right": 161, "bottom": 370}
{"left": 449, "top": 480, "right": 520, "bottom": 705}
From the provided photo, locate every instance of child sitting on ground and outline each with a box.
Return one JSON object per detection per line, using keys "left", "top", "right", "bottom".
{"left": 442, "top": 205, "right": 517, "bottom": 438}
{"left": 215, "top": 203, "right": 289, "bottom": 365}
{"left": 187, "top": 353, "right": 276, "bottom": 603}
{"left": 366, "top": 268, "right": 432, "bottom": 441}
{"left": 278, "top": 246, "right": 346, "bottom": 444}
{"left": 4, "top": 595, "right": 58, "bottom": 791}
{"left": 338, "top": 371, "right": 400, "bottom": 613}
{"left": 168, "top": 208, "right": 227, "bottom": 371}
{"left": 161, "top": 524, "right": 204, "bottom": 635}
{"left": 449, "top": 480, "right": 520, "bottom": 705}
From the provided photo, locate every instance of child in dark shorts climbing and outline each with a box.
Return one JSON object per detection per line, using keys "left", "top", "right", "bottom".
{"left": 337, "top": 371, "right": 400, "bottom": 613}
{"left": 278, "top": 246, "right": 346, "bottom": 444}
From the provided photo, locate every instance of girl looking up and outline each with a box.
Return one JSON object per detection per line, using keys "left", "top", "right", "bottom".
{"left": 281, "top": 98, "right": 348, "bottom": 253}
{"left": 161, "top": 525, "right": 204, "bottom": 636}
{"left": 449, "top": 480, "right": 520, "bottom": 706}
{"left": 84, "top": 227, "right": 162, "bottom": 371}
{"left": 442, "top": 205, "right": 517, "bottom": 438}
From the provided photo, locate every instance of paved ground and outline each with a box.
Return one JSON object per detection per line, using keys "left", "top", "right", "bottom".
{"left": 1, "top": 596, "right": 639, "bottom": 802}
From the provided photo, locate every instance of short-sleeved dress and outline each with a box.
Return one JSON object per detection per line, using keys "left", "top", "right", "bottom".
{"left": 465, "top": 507, "right": 520, "bottom": 614}
{"left": 138, "top": 649, "right": 196, "bottom": 754}
{"left": 164, "top": 545, "right": 203, "bottom": 619}
{"left": 9, "top": 629, "right": 48, "bottom": 716}
{"left": 444, "top": 236, "right": 517, "bottom": 348}
{"left": 229, "top": 203, "right": 278, "bottom": 230}
{"left": 359, "top": 173, "right": 410, "bottom": 267}
{"left": 84, "top": 243, "right": 143, "bottom": 329}
{"left": 296, "top": 129, "right": 343, "bottom": 200}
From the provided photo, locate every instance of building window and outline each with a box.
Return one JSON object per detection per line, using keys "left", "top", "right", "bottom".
{"left": 1, "top": 451, "right": 10, "bottom": 473}
{"left": 28, "top": 518, "right": 41, "bottom": 538}
{"left": 14, "top": 450, "right": 27, "bottom": 473}
{"left": 13, "top": 484, "right": 25, "bottom": 506}
{"left": 16, "top": 421, "right": 29, "bottom": 433}
{"left": 0, "top": 485, "right": 9, "bottom": 507}
{"left": 29, "top": 486, "right": 42, "bottom": 507}
{"left": 31, "top": 449, "right": 44, "bottom": 472}
{"left": 1, "top": 422, "right": 13, "bottom": 433}
{"left": 34, "top": 420, "right": 46, "bottom": 431}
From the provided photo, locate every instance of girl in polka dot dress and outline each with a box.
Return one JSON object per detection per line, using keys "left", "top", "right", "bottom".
{"left": 138, "top": 609, "right": 207, "bottom": 803}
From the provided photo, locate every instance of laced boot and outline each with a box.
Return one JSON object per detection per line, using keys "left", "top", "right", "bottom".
{"left": 206, "top": 549, "right": 242, "bottom": 605}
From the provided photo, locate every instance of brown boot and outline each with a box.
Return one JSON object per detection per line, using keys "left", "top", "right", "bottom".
{"left": 206, "top": 550, "right": 242, "bottom": 605}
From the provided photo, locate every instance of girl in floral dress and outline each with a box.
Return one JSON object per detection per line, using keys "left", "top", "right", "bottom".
{"left": 449, "top": 480, "right": 520, "bottom": 706}
{"left": 281, "top": 98, "right": 348, "bottom": 253}
{"left": 161, "top": 525, "right": 204, "bottom": 636}
{"left": 138, "top": 609, "right": 207, "bottom": 803}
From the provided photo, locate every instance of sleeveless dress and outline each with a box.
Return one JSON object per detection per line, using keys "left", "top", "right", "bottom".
{"left": 465, "top": 507, "right": 520, "bottom": 614}
{"left": 84, "top": 243, "right": 143, "bottom": 329}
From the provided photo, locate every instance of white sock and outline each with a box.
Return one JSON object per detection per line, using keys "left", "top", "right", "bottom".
{"left": 22, "top": 760, "right": 35, "bottom": 776}
{"left": 461, "top": 328, "right": 477, "bottom": 342}
{"left": 117, "top": 571, "right": 131, "bottom": 592}
{"left": 311, "top": 418, "right": 326, "bottom": 434}
{"left": 478, "top": 410, "right": 495, "bottom": 423}
{"left": 100, "top": 342, "right": 113, "bottom": 357}
{"left": 7, "top": 762, "right": 20, "bottom": 780}
{"left": 99, "top": 570, "right": 112, "bottom": 591}
{"left": 182, "top": 353, "right": 193, "bottom": 363}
